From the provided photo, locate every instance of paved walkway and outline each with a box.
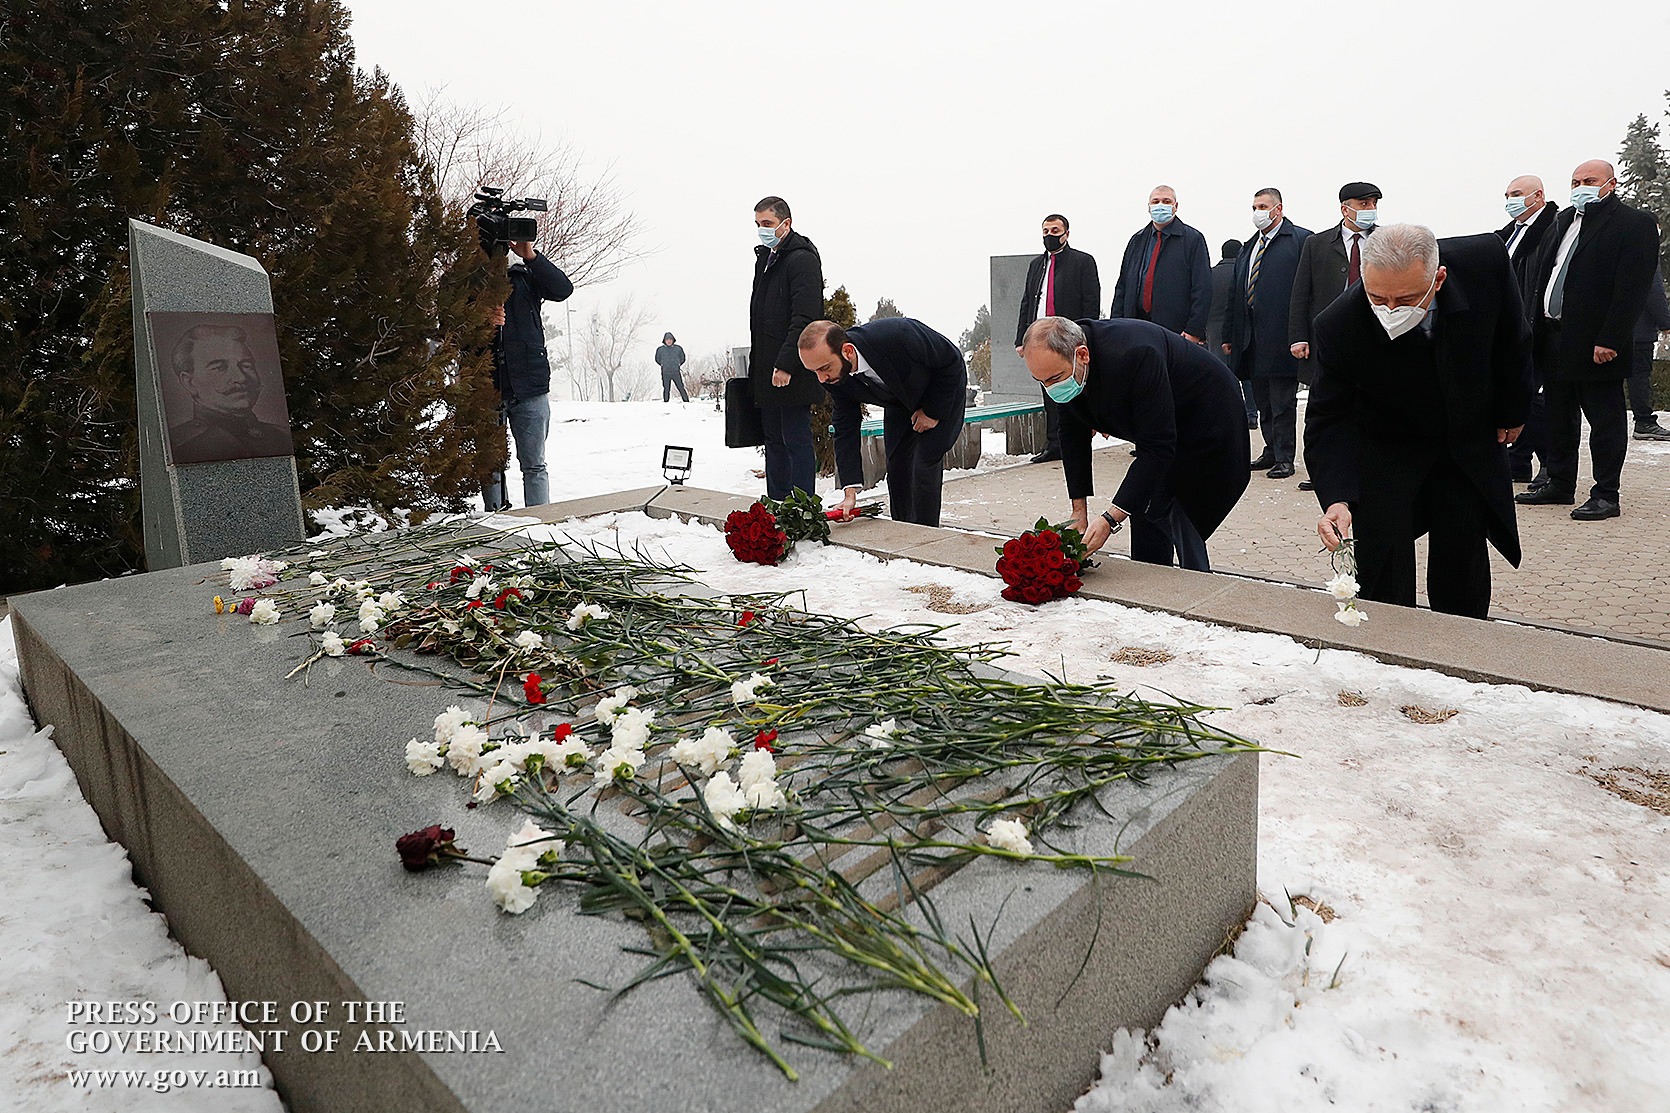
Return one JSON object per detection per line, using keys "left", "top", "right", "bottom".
{"left": 939, "top": 408, "right": 1670, "bottom": 646}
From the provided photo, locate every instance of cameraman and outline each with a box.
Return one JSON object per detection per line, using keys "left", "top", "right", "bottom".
{"left": 485, "top": 239, "right": 573, "bottom": 511}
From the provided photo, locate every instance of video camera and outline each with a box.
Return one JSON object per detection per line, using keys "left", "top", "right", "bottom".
{"left": 468, "top": 186, "right": 548, "bottom": 255}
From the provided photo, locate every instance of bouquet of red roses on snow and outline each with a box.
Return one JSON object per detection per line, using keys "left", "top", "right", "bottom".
{"left": 994, "top": 518, "right": 1088, "bottom": 604}
{"left": 723, "top": 490, "right": 880, "bottom": 566}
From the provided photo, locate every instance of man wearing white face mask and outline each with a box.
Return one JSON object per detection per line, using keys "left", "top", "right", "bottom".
{"left": 1304, "top": 225, "right": 1532, "bottom": 619}
{"left": 1495, "top": 174, "right": 1560, "bottom": 487}
{"left": 1517, "top": 159, "right": 1661, "bottom": 521}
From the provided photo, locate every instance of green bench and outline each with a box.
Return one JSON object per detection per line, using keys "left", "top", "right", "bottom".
{"left": 841, "top": 400, "right": 1045, "bottom": 486}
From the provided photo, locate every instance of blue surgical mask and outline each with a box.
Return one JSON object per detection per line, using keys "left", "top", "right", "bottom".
{"left": 1570, "top": 186, "right": 1602, "bottom": 211}
{"left": 1504, "top": 196, "right": 1530, "bottom": 219}
{"left": 758, "top": 225, "right": 782, "bottom": 248}
{"left": 1351, "top": 208, "right": 1378, "bottom": 230}
{"left": 1149, "top": 204, "right": 1174, "bottom": 224}
{"left": 1045, "top": 367, "right": 1085, "bottom": 404}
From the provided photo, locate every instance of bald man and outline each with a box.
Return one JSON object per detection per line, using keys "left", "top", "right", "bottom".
{"left": 1110, "top": 184, "right": 1212, "bottom": 344}
{"left": 1518, "top": 159, "right": 1662, "bottom": 521}
{"left": 1496, "top": 174, "right": 1561, "bottom": 485}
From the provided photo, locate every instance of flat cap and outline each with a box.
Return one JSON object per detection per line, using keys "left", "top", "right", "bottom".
{"left": 1339, "top": 181, "right": 1382, "bottom": 202}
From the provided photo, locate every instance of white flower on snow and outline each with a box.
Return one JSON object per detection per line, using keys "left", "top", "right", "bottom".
{"left": 465, "top": 575, "right": 495, "bottom": 600}
{"left": 321, "top": 631, "right": 347, "bottom": 657}
{"left": 433, "top": 706, "right": 472, "bottom": 745}
{"left": 248, "top": 599, "right": 281, "bottom": 625}
{"left": 702, "top": 771, "right": 748, "bottom": 828}
{"left": 474, "top": 758, "right": 521, "bottom": 802}
{"left": 864, "top": 718, "right": 900, "bottom": 748}
{"left": 610, "top": 707, "right": 656, "bottom": 750}
{"left": 1325, "top": 572, "right": 1360, "bottom": 601}
{"left": 670, "top": 727, "right": 734, "bottom": 777}
{"left": 446, "top": 725, "right": 489, "bottom": 774}
{"left": 405, "top": 737, "right": 444, "bottom": 776}
{"left": 593, "top": 686, "right": 638, "bottom": 725}
{"left": 1334, "top": 604, "right": 1369, "bottom": 628}
{"left": 308, "top": 570, "right": 329, "bottom": 587}
{"left": 309, "top": 602, "right": 336, "bottom": 630}
{"left": 513, "top": 630, "right": 544, "bottom": 651}
{"left": 566, "top": 602, "right": 610, "bottom": 631}
{"left": 593, "top": 744, "right": 646, "bottom": 785}
{"left": 486, "top": 857, "right": 538, "bottom": 914}
{"left": 731, "top": 673, "right": 774, "bottom": 706}
{"left": 377, "top": 590, "right": 405, "bottom": 612}
{"left": 986, "top": 818, "right": 1033, "bottom": 856}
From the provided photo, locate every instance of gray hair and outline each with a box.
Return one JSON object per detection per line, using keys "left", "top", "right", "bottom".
{"left": 1360, "top": 223, "right": 1439, "bottom": 280}
{"left": 1022, "top": 316, "right": 1085, "bottom": 362}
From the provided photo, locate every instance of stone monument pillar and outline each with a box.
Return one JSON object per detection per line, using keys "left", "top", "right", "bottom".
{"left": 130, "top": 220, "right": 305, "bottom": 570}
{"left": 987, "top": 254, "right": 1037, "bottom": 406}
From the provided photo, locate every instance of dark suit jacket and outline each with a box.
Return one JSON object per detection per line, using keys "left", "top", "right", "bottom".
{"left": 749, "top": 229, "right": 826, "bottom": 407}
{"left": 1059, "top": 319, "right": 1250, "bottom": 537}
{"left": 1225, "top": 219, "right": 1312, "bottom": 379}
{"left": 827, "top": 318, "right": 968, "bottom": 490}
{"left": 1289, "top": 222, "right": 1366, "bottom": 345}
{"left": 1496, "top": 202, "right": 1560, "bottom": 316}
{"left": 1305, "top": 234, "right": 1532, "bottom": 565}
{"left": 1015, "top": 245, "right": 1100, "bottom": 346}
{"left": 1634, "top": 266, "right": 1670, "bottom": 343}
{"left": 1206, "top": 257, "right": 1237, "bottom": 365}
{"left": 1110, "top": 219, "right": 1212, "bottom": 337}
{"left": 1529, "top": 193, "right": 1661, "bottom": 382}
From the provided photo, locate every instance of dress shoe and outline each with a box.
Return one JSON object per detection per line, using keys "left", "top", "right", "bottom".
{"left": 1250, "top": 453, "right": 1275, "bottom": 470}
{"left": 1570, "top": 498, "right": 1620, "bottom": 521}
{"left": 1265, "top": 463, "right": 1295, "bottom": 479}
{"left": 1634, "top": 420, "right": 1670, "bottom": 441}
{"left": 1029, "top": 448, "right": 1062, "bottom": 464}
{"left": 1247, "top": 417, "right": 1259, "bottom": 430}
{"left": 1297, "top": 479, "right": 1314, "bottom": 491}
{"left": 1515, "top": 486, "right": 1573, "bottom": 505}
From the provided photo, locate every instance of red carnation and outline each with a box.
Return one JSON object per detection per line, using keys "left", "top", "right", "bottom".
{"left": 552, "top": 722, "right": 574, "bottom": 742}
{"left": 449, "top": 565, "right": 473, "bottom": 583}
{"left": 493, "top": 587, "right": 524, "bottom": 610}
{"left": 738, "top": 610, "right": 756, "bottom": 626}
{"left": 524, "top": 673, "right": 546, "bottom": 705}
{"left": 348, "top": 638, "right": 377, "bottom": 655}
{"left": 754, "top": 729, "right": 778, "bottom": 752}
{"left": 464, "top": 600, "right": 484, "bottom": 610}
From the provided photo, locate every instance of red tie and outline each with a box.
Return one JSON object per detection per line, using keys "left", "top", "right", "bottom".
{"left": 1141, "top": 231, "right": 1164, "bottom": 315}
{"left": 1348, "top": 234, "right": 1361, "bottom": 285}
{"left": 1044, "top": 255, "right": 1056, "bottom": 316}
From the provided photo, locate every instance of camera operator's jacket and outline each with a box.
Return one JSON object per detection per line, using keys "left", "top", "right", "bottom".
{"left": 495, "top": 252, "right": 574, "bottom": 401}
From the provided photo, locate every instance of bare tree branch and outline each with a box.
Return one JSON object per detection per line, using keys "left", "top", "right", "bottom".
{"left": 580, "top": 296, "right": 655, "bottom": 402}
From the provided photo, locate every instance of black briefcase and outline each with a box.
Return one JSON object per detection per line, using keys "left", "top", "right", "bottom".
{"left": 724, "top": 377, "right": 764, "bottom": 448}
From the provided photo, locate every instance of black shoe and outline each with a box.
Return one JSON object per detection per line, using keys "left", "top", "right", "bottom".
{"left": 1570, "top": 498, "right": 1620, "bottom": 521}
{"left": 1248, "top": 418, "right": 1259, "bottom": 430}
{"left": 1634, "top": 420, "right": 1670, "bottom": 441}
{"left": 1250, "top": 453, "right": 1275, "bottom": 470}
{"left": 1515, "top": 487, "right": 1574, "bottom": 505}
{"left": 1266, "top": 463, "right": 1295, "bottom": 479}
{"left": 1297, "top": 479, "right": 1314, "bottom": 491}
{"left": 1029, "top": 448, "right": 1062, "bottom": 464}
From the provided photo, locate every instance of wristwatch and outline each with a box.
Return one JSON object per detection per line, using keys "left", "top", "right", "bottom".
{"left": 1101, "top": 509, "right": 1123, "bottom": 533}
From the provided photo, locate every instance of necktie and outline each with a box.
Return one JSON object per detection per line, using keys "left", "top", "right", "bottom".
{"left": 1245, "top": 237, "right": 1267, "bottom": 308}
{"left": 1505, "top": 223, "right": 1525, "bottom": 257}
{"left": 1548, "top": 217, "right": 1581, "bottom": 318}
{"left": 1141, "top": 231, "right": 1164, "bottom": 316}
{"left": 1348, "top": 234, "right": 1361, "bottom": 285}
{"left": 1045, "top": 255, "right": 1056, "bottom": 316}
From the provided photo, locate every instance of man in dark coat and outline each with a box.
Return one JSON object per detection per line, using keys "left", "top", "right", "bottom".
{"left": 1224, "top": 187, "right": 1312, "bottom": 479}
{"left": 484, "top": 240, "right": 574, "bottom": 510}
{"left": 1628, "top": 257, "right": 1670, "bottom": 440}
{"left": 1110, "top": 185, "right": 1212, "bottom": 342}
{"left": 1290, "top": 182, "right": 1382, "bottom": 385}
{"left": 1516, "top": 160, "right": 1662, "bottom": 520}
{"left": 750, "top": 196, "right": 826, "bottom": 499}
{"left": 1021, "top": 316, "right": 1249, "bottom": 571}
{"left": 1014, "top": 213, "right": 1100, "bottom": 464}
{"left": 799, "top": 317, "right": 968, "bottom": 527}
{"left": 1207, "top": 239, "right": 1257, "bottom": 428}
{"left": 1497, "top": 174, "right": 1561, "bottom": 484}
{"left": 1305, "top": 225, "right": 1532, "bottom": 619}
{"left": 655, "top": 332, "right": 688, "bottom": 402}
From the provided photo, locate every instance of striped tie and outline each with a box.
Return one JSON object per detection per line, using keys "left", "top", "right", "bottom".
{"left": 1245, "top": 236, "right": 1267, "bottom": 308}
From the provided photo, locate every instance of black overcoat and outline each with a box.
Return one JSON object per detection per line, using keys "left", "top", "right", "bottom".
{"left": 825, "top": 318, "right": 968, "bottom": 489}
{"left": 1014, "top": 245, "right": 1101, "bottom": 346}
{"left": 1528, "top": 193, "right": 1661, "bottom": 383}
{"left": 1110, "top": 219, "right": 1212, "bottom": 337}
{"left": 749, "top": 230, "right": 826, "bottom": 407}
{"left": 1225, "top": 219, "right": 1312, "bottom": 380}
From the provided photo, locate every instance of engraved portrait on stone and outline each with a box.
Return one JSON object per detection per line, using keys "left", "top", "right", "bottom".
{"left": 151, "top": 311, "right": 294, "bottom": 465}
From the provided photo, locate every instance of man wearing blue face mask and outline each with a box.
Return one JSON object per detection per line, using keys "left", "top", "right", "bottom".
{"left": 1020, "top": 315, "right": 1249, "bottom": 571}
{"left": 1496, "top": 174, "right": 1561, "bottom": 488}
{"left": 1517, "top": 159, "right": 1661, "bottom": 521}
{"left": 1110, "top": 185, "right": 1212, "bottom": 344}
{"left": 1305, "top": 224, "right": 1532, "bottom": 619}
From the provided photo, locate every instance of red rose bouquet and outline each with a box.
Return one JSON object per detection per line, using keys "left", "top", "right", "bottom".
{"left": 725, "top": 503, "right": 790, "bottom": 565}
{"left": 995, "top": 518, "right": 1087, "bottom": 604}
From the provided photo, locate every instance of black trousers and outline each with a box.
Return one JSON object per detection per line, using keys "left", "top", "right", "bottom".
{"left": 1130, "top": 501, "right": 1211, "bottom": 571}
{"left": 759, "top": 404, "right": 816, "bottom": 499}
{"left": 1508, "top": 367, "right": 1546, "bottom": 480}
{"left": 662, "top": 369, "right": 689, "bottom": 402}
{"left": 1628, "top": 341, "right": 1659, "bottom": 423}
{"left": 1543, "top": 377, "right": 1627, "bottom": 502}
{"left": 881, "top": 408, "right": 948, "bottom": 527}
{"left": 1251, "top": 377, "right": 1298, "bottom": 464}
{"left": 1355, "top": 449, "right": 1493, "bottom": 619}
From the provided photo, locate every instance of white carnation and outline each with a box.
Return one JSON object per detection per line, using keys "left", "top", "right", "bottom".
{"left": 864, "top": 718, "right": 900, "bottom": 748}
{"left": 592, "top": 744, "right": 646, "bottom": 785}
{"left": 447, "top": 725, "right": 489, "bottom": 774}
{"left": 736, "top": 749, "right": 777, "bottom": 791}
{"left": 220, "top": 557, "right": 240, "bottom": 570}
{"left": 486, "top": 857, "right": 538, "bottom": 914}
{"left": 702, "top": 771, "right": 747, "bottom": 828}
{"left": 743, "top": 778, "right": 786, "bottom": 811}
{"left": 566, "top": 602, "right": 610, "bottom": 631}
{"left": 513, "top": 631, "right": 544, "bottom": 651}
{"left": 550, "top": 734, "right": 591, "bottom": 769}
{"left": 377, "top": 591, "right": 405, "bottom": 611}
{"left": 321, "top": 632, "right": 347, "bottom": 657}
{"left": 474, "top": 758, "right": 521, "bottom": 802}
{"left": 593, "top": 686, "right": 638, "bottom": 725}
{"left": 986, "top": 818, "right": 1033, "bottom": 855}
{"left": 308, "top": 602, "right": 336, "bottom": 630}
{"left": 1325, "top": 572, "right": 1360, "bottom": 601}
{"left": 465, "top": 575, "right": 495, "bottom": 600}
{"left": 504, "top": 818, "right": 561, "bottom": 866}
{"left": 670, "top": 727, "right": 734, "bottom": 776}
{"left": 308, "top": 570, "right": 329, "bottom": 587}
{"left": 404, "top": 737, "right": 444, "bottom": 776}
{"left": 1334, "top": 604, "right": 1369, "bottom": 628}
{"left": 433, "top": 706, "right": 471, "bottom": 745}
{"left": 610, "top": 707, "right": 656, "bottom": 749}
{"left": 730, "top": 673, "right": 773, "bottom": 706}
{"left": 248, "top": 599, "right": 281, "bottom": 625}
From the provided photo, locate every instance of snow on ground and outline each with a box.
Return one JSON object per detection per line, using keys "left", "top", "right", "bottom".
{"left": 0, "top": 619, "right": 283, "bottom": 1113}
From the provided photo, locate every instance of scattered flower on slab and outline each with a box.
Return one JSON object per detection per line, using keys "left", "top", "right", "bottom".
{"left": 593, "top": 686, "right": 638, "bottom": 725}
{"left": 233, "top": 597, "right": 257, "bottom": 616}
{"left": 864, "top": 718, "right": 900, "bottom": 748}
{"left": 593, "top": 744, "right": 646, "bottom": 785}
{"left": 731, "top": 673, "right": 773, "bottom": 707}
{"left": 465, "top": 575, "right": 495, "bottom": 601}
{"left": 671, "top": 727, "right": 735, "bottom": 777}
{"left": 986, "top": 818, "right": 1033, "bottom": 855}
{"left": 609, "top": 707, "right": 656, "bottom": 749}
{"left": 753, "top": 729, "right": 778, "bottom": 752}
{"left": 309, "top": 571, "right": 329, "bottom": 587}
{"left": 396, "top": 824, "right": 459, "bottom": 872}
{"left": 447, "top": 725, "right": 489, "bottom": 775}
{"left": 434, "top": 706, "right": 472, "bottom": 746}
{"left": 523, "top": 673, "right": 546, "bottom": 705}
{"left": 737, "top": 748, "right": 778, "bottom": 792}
{"left": 702, "top": 771, "right": 747, "bottom": 828}
{"left": 405, "top": 738, "right": 444, "bottom": 776}
{"left": 486, "top": 856, "right": 539, "bottom": 914}
{"left": 321, "top": 632, "right": 347, "bottom": 657}
{"left": 249, "top": 599, "right": 281, "bottom": 625}
{"left": 513, "top": 631, "right": 544, "bottom": 651}
{"left": 309, "top": 602, "right": 336, "bottom": 630}
{"left": 474, "top": 759, "right": 520, "bottom": 803}
{"left": 566, "top": 602, "right": 610, "bottom": 631}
